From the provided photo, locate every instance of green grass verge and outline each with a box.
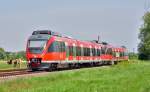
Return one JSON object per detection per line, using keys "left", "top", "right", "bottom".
{"left": 0, "top": 61, "right": 27, "bottom": 70}
{"left": 0, "top": 60, "right": 150, "bottom": 92}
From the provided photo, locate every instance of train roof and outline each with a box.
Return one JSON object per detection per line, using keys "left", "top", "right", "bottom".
{"left": 32, "top": 30, "right": 62, "bottom": 37}
{"left": 29, "top": 34, "right": 51, "bottom": 40}
{"left": 30, "top": 30, "right": 127, "bottom": 50}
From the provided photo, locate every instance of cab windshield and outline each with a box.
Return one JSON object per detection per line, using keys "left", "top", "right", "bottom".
{"left": 28, "top": 40, "right": 47, "bottom": 54}
{"left": 29, "top": 40, "right": 47, "bottom": 48}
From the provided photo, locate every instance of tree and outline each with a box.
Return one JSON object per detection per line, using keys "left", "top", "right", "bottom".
{"left": 128, "top": 52, "right": 138, "bottom": 60}
{"left": 0, "top": 47, "right": 7, "bottom": 60}
{"left": 6, "top": 51, "right": 26, "bottom": 60}
{"left": 138, "top": 12, "right": 150, "bottom": 60}
{"left": 16, "top": 51, "right": 26, "bottom": 60}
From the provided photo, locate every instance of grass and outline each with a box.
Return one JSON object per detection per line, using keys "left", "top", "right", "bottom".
{"left": 0, "top": 61, "right": 27, "bottom": 70}
{"left": 0, "top": 60, "right": 150, "bottom": 92}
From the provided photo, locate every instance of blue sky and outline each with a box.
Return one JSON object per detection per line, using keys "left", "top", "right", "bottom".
{"left": 0, "top": 0, "right": 146, "bottom": 52}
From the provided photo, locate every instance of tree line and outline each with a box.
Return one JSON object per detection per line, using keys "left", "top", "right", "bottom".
{"left": 0, "top": 47, "right": 26, "bottom": 61}
{"left": 138, "top": 12, "right": 150, "bottom": 60}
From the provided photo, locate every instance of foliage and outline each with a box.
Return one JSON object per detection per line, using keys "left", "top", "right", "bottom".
{"left": 15, "top": 51, "right": 26, "bottom": 60}
{"left": 138, "top": 12, "right": 150, "bottom": 60}
{"left": 0, "top": 47, "right": 26, "bottom": 61}
{"left": 128, "top": 52, "right": 138, "bottom": 60}
{"left": 0, "top": 48, "right": 7, "bottom": 60}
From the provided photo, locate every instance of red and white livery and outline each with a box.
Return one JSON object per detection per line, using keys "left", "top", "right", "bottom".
{"left": 26, "top": 30, "right": 128, "bottom": 70}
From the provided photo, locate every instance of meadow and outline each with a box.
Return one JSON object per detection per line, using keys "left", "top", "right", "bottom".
{"left": 0, "top": 60, "right": 150, "bottom": 92}
{"left": 0, "top": 61, "right": 27, "bottom": 70}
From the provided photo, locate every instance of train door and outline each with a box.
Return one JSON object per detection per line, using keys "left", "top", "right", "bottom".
{"left": 76, "top": 46, "right": 81, "bottom": 61}
{"left": 68, "top": 45, "right": 73, "bottom": 61}
{"left": 59, "top": 42, "right": 65, "bottom": 61}
{"left": 106, "top": 48, "right": 113, "bottom": 60}
{"left": 81, "top": 44, "right": 84, "bottom": 60}
{"left": 116, "top": 51, "right": 120, "bottom": 61}
{"left": 65, "top": 42, "right": 69, "bottom": 61}
{"left": 73, "top": 43, "right": 76, "bottom": 61}
{"left": 89, "top": 46, "right": 93, "bottom": 61}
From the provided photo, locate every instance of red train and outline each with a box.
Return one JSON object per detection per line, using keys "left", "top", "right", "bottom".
{"left": 26, "top": 30, "right": 128, "bottom": 71}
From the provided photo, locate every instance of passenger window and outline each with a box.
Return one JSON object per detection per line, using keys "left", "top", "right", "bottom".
{"left": 60, "top": 42, "right": 65, "bottom": 52}
{"left": 69, "top": 46, "right": 73, "bottom": 56}
{"left": 97, "top": 49, "right": 101, "bottom": 56}
{"left": 76, "top": 46, "right": 81, "bottom": 56}
{"left": 48, "top": 41, "right": 59, "bottom": 52}
{"left": 48, "top": 41, "right": 65, "bottom": 52}
{"left": 92, "top": 48, "right": 96, "bottom": 56}
{"left": 106, "top": 48, "right": 112, "bottom": 55}
{"left": 84, "top": 48, "right": 86, "bottom": 56}
{"left": 73, "top": 46, "right": 76, "bottom": 57}
{"left": 102, "top": 47, "right": 106, "bottom": 54}
{"left": 87, "top": 48, "right": 90, "bottom": 56}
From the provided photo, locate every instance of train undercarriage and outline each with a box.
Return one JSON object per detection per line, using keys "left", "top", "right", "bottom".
{"left": 28, "top": 60, "right": 119, "bottom": 71}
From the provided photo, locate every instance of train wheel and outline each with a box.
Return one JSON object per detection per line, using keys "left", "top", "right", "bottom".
{"left": 110, "top": 61, "right": 114, "bottom": 65}
{"left": 47, "top": 63, "right": 57, "bottom": 72}
{"left": 31, "top": 68, "right": 38, "bottom": 71}
{"left": 75, "top": 63, "right": 80, "bottom": 69}
{"left": 114, "top": 61, "right": 118, "bottom": 65}
{"left": 68, "top": 63, "right": 73, "bottom": 69}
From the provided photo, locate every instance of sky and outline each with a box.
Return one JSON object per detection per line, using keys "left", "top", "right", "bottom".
{"left": 0, "top": 0, "right": 147, "bottom": 52}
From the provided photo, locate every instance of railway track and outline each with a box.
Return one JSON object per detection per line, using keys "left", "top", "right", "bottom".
{"left": 0, "top": 68, "right": 27, "bottom": 72}
{"left": 0, "top": 69, "right": 43, "bottom": 78}
{"left": 0, "top": 63, "right": 111, "bottom": 78}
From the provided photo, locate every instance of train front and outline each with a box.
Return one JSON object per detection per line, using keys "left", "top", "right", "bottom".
{"left": 26, "top": 33, "right": 51, "bottom": 70}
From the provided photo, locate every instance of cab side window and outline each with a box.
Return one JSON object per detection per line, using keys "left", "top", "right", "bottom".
{"left": 48, "top": 41, "right": 65, "bottom": 52}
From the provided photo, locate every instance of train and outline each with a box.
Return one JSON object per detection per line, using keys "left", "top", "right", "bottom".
{"left": 26, "top": 30, "right": 128, "bottom": 71}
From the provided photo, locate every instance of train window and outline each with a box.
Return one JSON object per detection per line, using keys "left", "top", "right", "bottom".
{"left": 48, "top": 41, "right": 65, "bottom": 52}
{"left": 95, "top": 48, "right": 97, "bottom": 56}
{"left": 48, "top": 41, "right": 60, "bottom": 52}
{"left": 112, "top": 52, "right": 116, "bottom": 57}
{"left": 79, "top": 47, "right": 81, "bottom": 56}
{"left": 90, "top": 48, "right": 92, "bottom": 56}
{"left": 87, "top": 48, "right": 90, "bottom": 56}
{"left": 116, "top": 52, "right": 120, "bottom": 57}
{"left": 122, "top": 52, "right": 125, "bottom": 56}
{"left": 81, "top": 46, "right": 84, "bottom": 56}
{"left": 76, "top": 47, "right": 78, "bottom": 56}
{"left": 83, "top": 47, "right": 90, "bottom": 56}
{"left": 92, "top": 48, "right": 96, "bottom": 56}
{"left": 124, "top": 52, "right": 128, "bottom": 56}
{"left": 76, "top": 46, "right": 81, "bottom": 56}
{"left": 69, "top": 46, "right": 73, "bottom": 56}
{"left": 66, "top": 45, "right": 69, "bottom": 57}
{"left": 86, "top": 48, "right": 89, "bottom": 56}
{"left": 97, "top": 49, "right": 101, "bottom": 56}
{"left": 106, "top": 48, "right": 112, "bottom": 55}
{"left": 120, "top": 52, "right": 124, "bottom": 57}
{"left": 92, "top": 48, "right": 94, "bottom": 56}
{"left": 100, "top": 49, "right": 102, "bottom": 55}
{"left": 73, "top": 46, "right": 76, "bottom": 57}
{"left": 120, "top": 52, "right": 122, "bottom": 57}
{"left": 60, "top": 42, "right": 65, "bottom": 52}
{"left": 102, "top": 47, "right": 106, "bottom": 54}
{"left": 84, "top": 48, "right": 86, "bottom": 56}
